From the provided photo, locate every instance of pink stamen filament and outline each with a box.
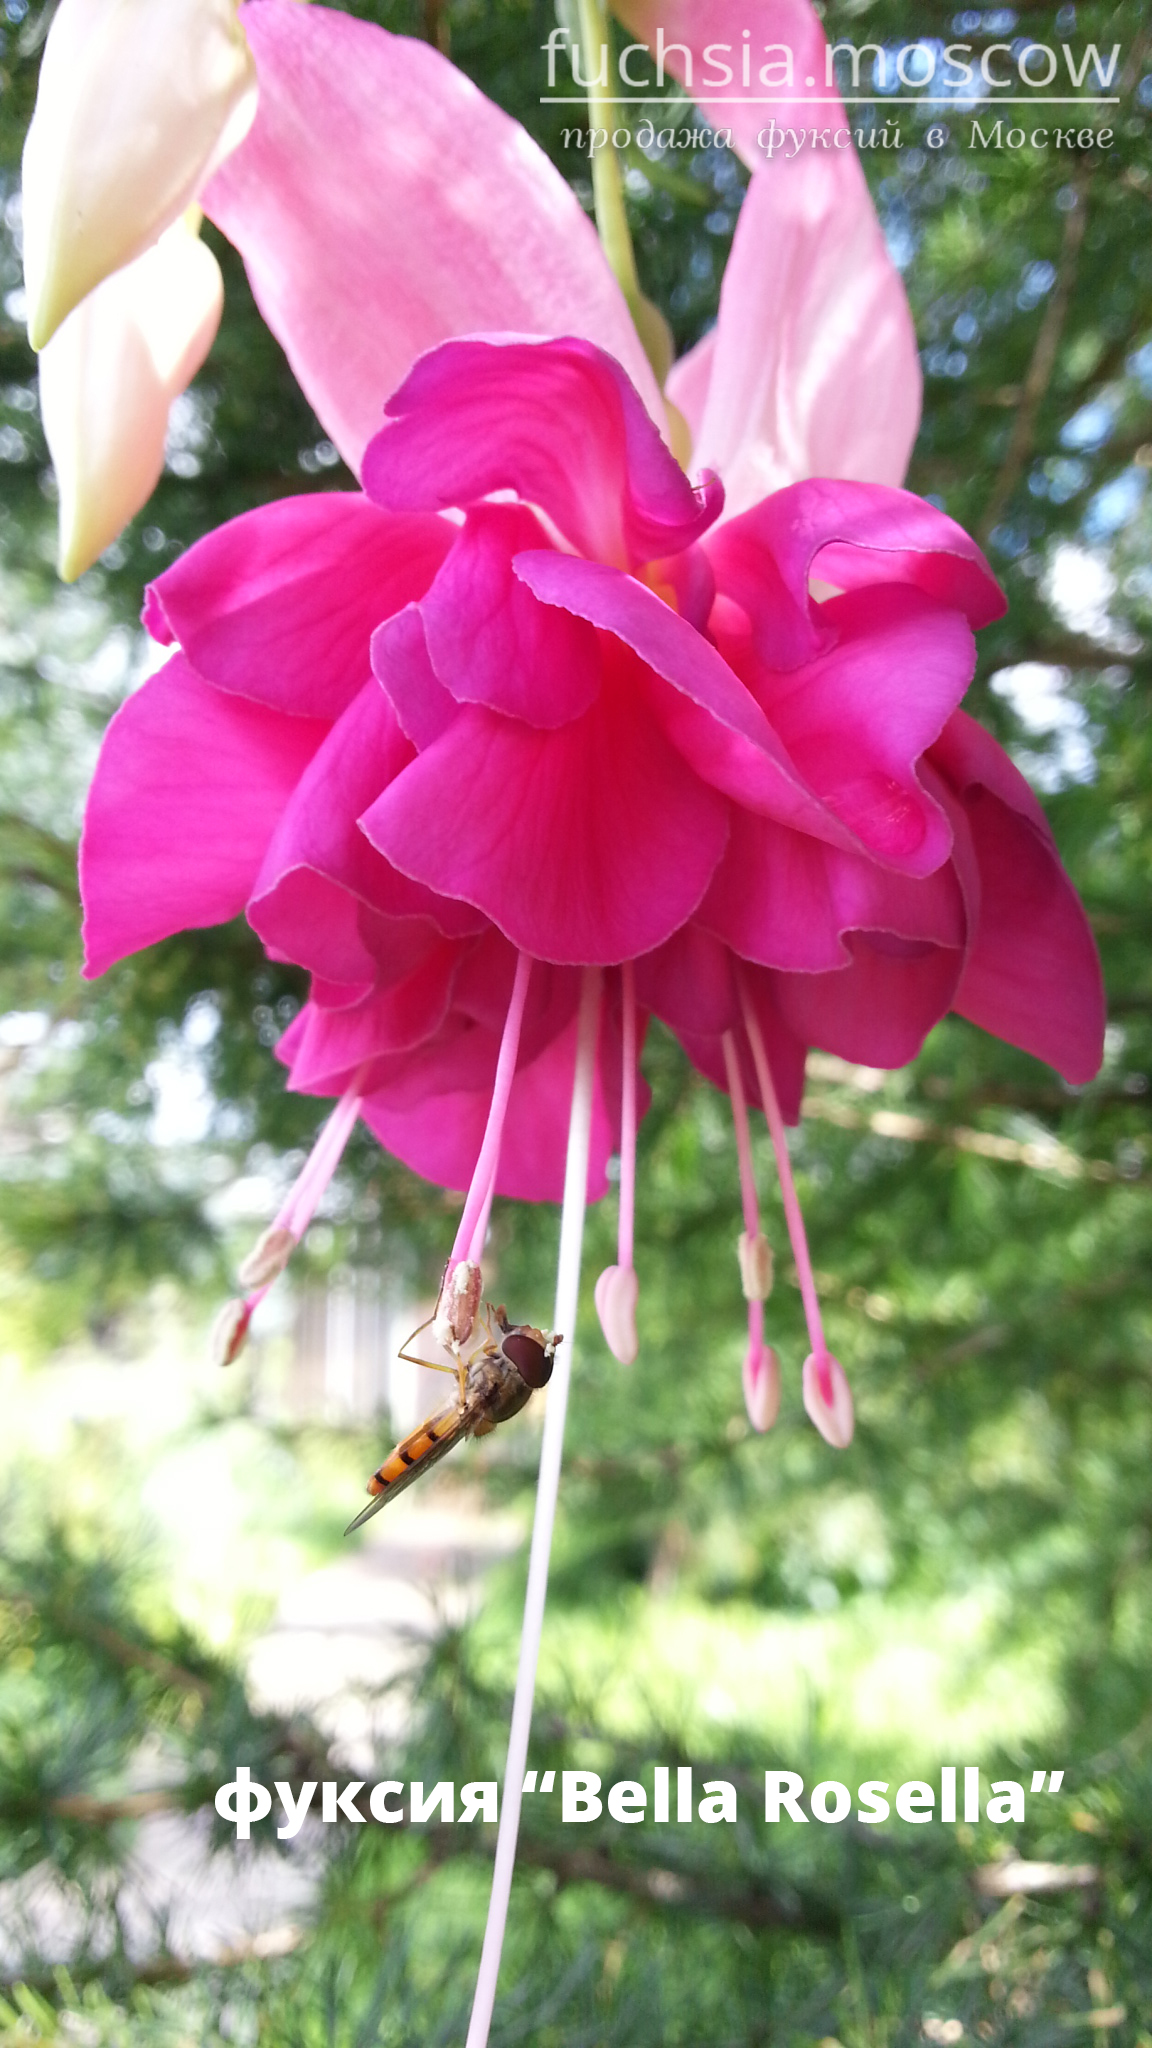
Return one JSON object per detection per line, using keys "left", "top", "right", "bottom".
{"left": 452, "top": 951, "right": 533, "bottom": 1269}
{"left": 721, "top": 1028, "right": 765, "bottom": 1368}
{"left": 243, "top": 1072, "right": 365, "bottom": 1315}
{"left": 721, "top": 1029, "right": 761, "bottom": 1244}
{"left": 737, "top": 974, "right": 833, "bottom": 1406}
{"left": 467, "top": 1165, "right": 499, "bottom": 1270}
{"left": 465, "top": 966, "right": 602, "bottom": 2048}
{"left": 617, "top": 960, "right": 637, "bottom": 1270}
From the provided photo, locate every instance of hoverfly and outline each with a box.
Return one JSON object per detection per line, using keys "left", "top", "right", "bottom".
{"left": 345, "top": 1305, "right": 561, "bottom": 1533}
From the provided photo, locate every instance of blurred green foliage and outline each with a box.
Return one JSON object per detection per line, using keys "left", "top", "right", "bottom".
{"left": 1, "top": 0, "right": 1151, "bottom": 2040}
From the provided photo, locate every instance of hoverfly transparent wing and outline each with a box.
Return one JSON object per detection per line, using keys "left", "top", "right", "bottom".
{"left": 344, "top": 1396, "right": 467, "bottom": 1533}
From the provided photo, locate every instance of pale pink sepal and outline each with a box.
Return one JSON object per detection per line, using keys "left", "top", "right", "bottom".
{"left": 686, "top": 152, "right": 922, "bottom": 518}
{"left": 39, "top": 217, "right": 223, "bottom": 580}
{"left": 614, "top": 0, "right": 835, "bottom": 171}
{"left": 742, "top": 1341, "right": 780, "bottom": 1433}
{"left": 594, "top": 1263, "right": 639, "bottom": 1365}
{"left": 22, "top": 0, "right": 255, "bottom": 350}
{"left": 203, "top": 0, "right": 662, "bottom": 475}
{"left": 801, "top": 1350, "right": 855, "bottom": 1449}
{"left": 616, "top": 0, "right": 919, "bottom": 509}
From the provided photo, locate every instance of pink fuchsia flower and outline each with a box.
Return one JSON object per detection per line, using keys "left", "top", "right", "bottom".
{"left": 82, "top": 331, "right": 1105, "bottom": 1436}
{"left": 82, "top": 0, "right": 1104, "bottom": 1436}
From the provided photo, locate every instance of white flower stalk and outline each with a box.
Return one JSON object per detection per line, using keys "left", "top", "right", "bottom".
{"left": 22, "top": 0, "right": 256, "bottom": 351}
{"left": 465, "top": 966, "right": 602, "bottom": 2048}
{"left": 39, "top": 214, "right": 223, "bottom": 581}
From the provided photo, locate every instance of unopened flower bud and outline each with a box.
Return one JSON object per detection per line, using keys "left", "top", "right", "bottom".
{"left": 211, "top": 1296, "right": 251, "bottom": 1368}
{"left": 802, "top": 1350, "right": 854, "bottom": 1449}
{"left": 433, "top": 1258, "right": 482, "bottom": 1351}
{"left": 737, "top": 1231, "right": 774, "bottom": 1301}
{"left": 237, "top": 1223, "right": 296, "bottom": 1289}
{"left": 742, "top": 1341, "right": 780, "bottom": 1432}
{"left": 594, "top": 1263, "right": 639, "bottom": 1365}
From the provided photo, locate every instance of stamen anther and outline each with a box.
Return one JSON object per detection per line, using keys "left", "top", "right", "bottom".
{"left": 211, "top": 1297, "right": 252, "bottom": 1369}
{"left": 594, "top": 1262, "right": 638, "bottom": 1365}
{"left": 743, "top": 1329, "right": 781, "bottom": 1433}
{"left": 433, "top": 1257, "right": 483, "bottom": 1353}
{"left": 737, "top": 1230, "right": 774, "bottom": 1302}
{"left": 802, "top": 1350, "right": 855, "bottom": 1448}
{"left": 237, "top": 1224, "right": 296, "bottom": 1290}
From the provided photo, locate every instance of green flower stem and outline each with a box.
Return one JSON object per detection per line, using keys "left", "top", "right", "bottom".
{"left": 574, "top": 0, "right": 671, "bottom": 384}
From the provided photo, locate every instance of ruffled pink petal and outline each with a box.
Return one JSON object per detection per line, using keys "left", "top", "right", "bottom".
{"left": 772, "top": 931, "right": 963, "bottom": 1067}
{"left": 717, "top": 480, "right": 1005, "bottom": 633}
{"left": 633, "top": 924, "right": 737, "bottom": 1038}
{"left": 371, "top": 605, "right": 457, "bottom": 752}
{"left": 81, "top": 653, "right": 326, "bottom": 976}
{"left": 750, "top": 585, "right": 975, "bottom": 875}
{"left": 362, "top": 337, "right": 721, "bottom": 570}
{"left": 276, "top": 945, "right": 460, "bottom": 1090}
{"left": 203, "top": 1, "right": 661, "bottom": 473}
{"left": 688, "top": 151, "right": 921, "bottom": 518}
{"left": 702, "top": 813, "right": 966, "bottom": 971}
{"left": 515, "top": 549, "right": 849, "bottom": 845}
{"left": 248, "top": 679, "right": 484, "bottom": 985}
{"left": 952, "top": 787, "right": 1105, "bottom": 1084}
{"left": 419, "top": 506, "right": 599, "bottom": 726}
{"left": 360, "top": 642, "right": 730, "bottom": 965}
{"left": 145, "top": 494, "right": 451, "bottom": 720}
{"left": 930, "top": 707, "right": 1054, "bottom": 837}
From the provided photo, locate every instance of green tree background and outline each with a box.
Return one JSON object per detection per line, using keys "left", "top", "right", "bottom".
{"left": 1, "top": 2, "right": 1151, "bottom": 2042}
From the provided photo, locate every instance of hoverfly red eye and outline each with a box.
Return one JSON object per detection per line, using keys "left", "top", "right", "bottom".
{"left": 501, "top": 1329, "right": 553, "bottom": 1389}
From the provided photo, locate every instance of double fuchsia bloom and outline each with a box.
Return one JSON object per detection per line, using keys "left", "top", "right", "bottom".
{"left": 78, "top": 0, "right": 1103, "bottom": 1442}
{"left": 81, "top": 331, "right": 1105, "bottom": 1438}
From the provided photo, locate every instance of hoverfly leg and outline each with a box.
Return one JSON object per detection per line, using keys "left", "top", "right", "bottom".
{"left": 397, "top": 1311, "right": 471, "bottom": 1401}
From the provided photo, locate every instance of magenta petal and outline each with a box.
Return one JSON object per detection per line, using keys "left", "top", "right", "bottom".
{"left": 361, "top": 649, "right": 730, "bottom": 965}
{"left": 702, "top": 814, "right": 963, "bottom": 972}
{"left": 702, "top": 815, "right": 847, "bottom": 971}
{"left": 727, "top": 480, "right": 1005, "bottom": 631}
{"left": 633, "top": 924, "right": 737, "bottom": 1038}
{"left": 146, "top": 494, "right": 451, "bottom": 718}
{"left": 953, "top": 788, "right": 1105, "bottom": 1084}
{"left": 773, "top": 932, "right": 963, "bottom": 1067}
{"left": 81, "top": 653, "right": 327, "bottom": 976}
{"left": 930, "top": 707, "right": 1053, "bottom": 837}
{"left": 204, "top": 1, "right": 660, "bottom": 472}
{"left": 754, "top": 586, "right": 973, "bottom": 875}
{"left": 249, "top": 680, "right": 483, "bottom": 985}
{"left": 363, "top": 337, "right": 722, "bottom": 568}
{"left": 279, "top": 948, "right": 459, "bottom": 1089}
{"left": 515, "top": 549, "right": 847, "bottom": 843}
{"left": 371, "top": 605, "right": 457, "bottom": 752}
{"left": 420, "top": 506, "right": 599, "bottom": 726}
